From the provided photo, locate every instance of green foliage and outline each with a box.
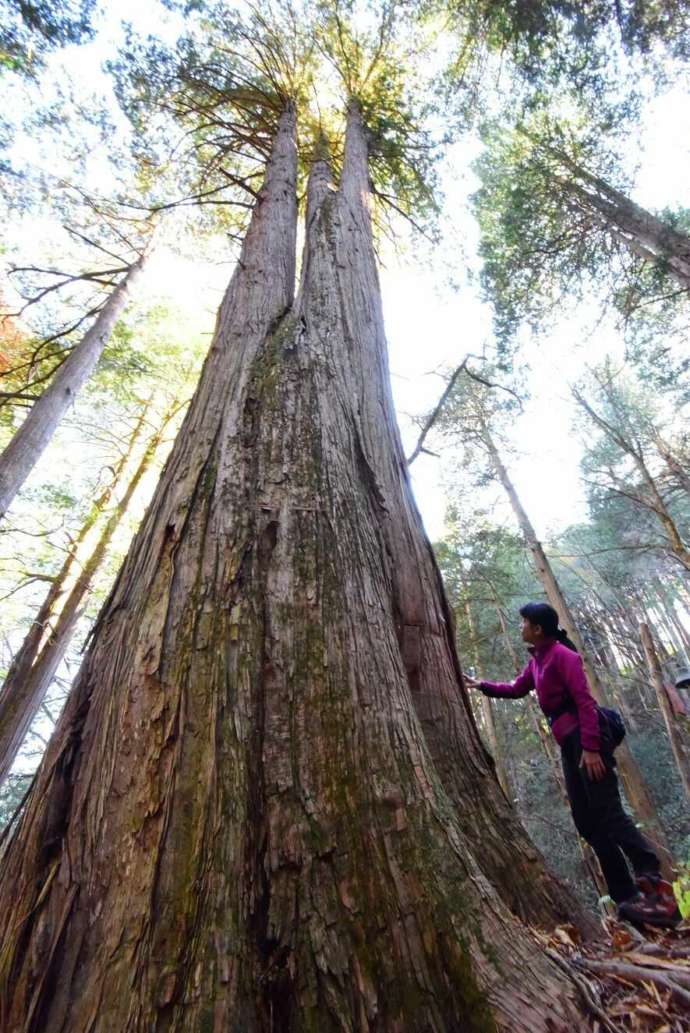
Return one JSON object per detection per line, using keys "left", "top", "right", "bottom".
{"left": 111, "top": 1, "right": 446, "bottom": 241}
{"left": 110, "top": 2, "right": 318, "bottom": 233}
{"left": 0, "top": 0, "right": 95, "bottom": 78}
{"left": 0, "top": 771, "right": 31, "bottom": 831}
{"left": 573, "top": 359, "right": 690, "bottom": 570}
{"left": 313, "top": 1, "right": 444, "bottom": 233}
{"left": 473, "top": 115, "right": 690, "bottom": 348}
{"left": 674, "top": 851, "right": 690, "bottom": 918}
{"left": 439, "top": 0, "right": 690, "bottom": 108}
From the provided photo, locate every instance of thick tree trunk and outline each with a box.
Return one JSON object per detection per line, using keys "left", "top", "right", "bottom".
{"left": 331, "top": 111, "right": 585, "bottom": 935}
{"left": 0, "top": 402, "right": 166, "bottom": 788}
{"left": 481, "top": 422, "right": 673, "bottom": 875}
{"left": 0, "top": 105, "right": 589, "bottom": 1032}
{"left": 640, "top": 622, "right": 690, "bottom": 802}
{"left": 0, "top": 254, "right": 149, "bottom": 520}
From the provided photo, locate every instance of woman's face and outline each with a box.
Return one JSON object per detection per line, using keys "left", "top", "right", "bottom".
{"left": 520, "top": 617, "right": 543, "bottom": 645}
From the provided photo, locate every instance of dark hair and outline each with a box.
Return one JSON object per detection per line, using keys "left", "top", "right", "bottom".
{"left": 519, "top": 602, "right": 578, "bottom": 652}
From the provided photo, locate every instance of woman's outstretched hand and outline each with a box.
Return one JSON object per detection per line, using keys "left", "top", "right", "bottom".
{"left": 464, "top": 675, "right": 482, "bottom": 690}
{"left": 580, "top": 749, "right": 606, "bottom": 782}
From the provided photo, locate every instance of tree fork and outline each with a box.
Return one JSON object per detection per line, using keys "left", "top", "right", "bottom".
{"left": 0, "top": 104, "right": 588, "bottom": 1031}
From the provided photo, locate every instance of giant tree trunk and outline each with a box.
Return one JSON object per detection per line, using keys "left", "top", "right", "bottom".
{"left": 0, "top": 104, "right": 589, "bottom": 1032}
{"left": 480, "top": 420, "right": 673, "bottom": 874}
{"left": 0, "top": 253, "right": 149, "bottom": 520}
{"left": 0, "top": 401, "right": 168, "bottom": 788}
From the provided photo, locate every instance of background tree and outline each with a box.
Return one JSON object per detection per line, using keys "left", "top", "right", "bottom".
{"left": 0, "top": 0, "right": 96, "bottom": 78}
{"left": 574, "top": 360, "right": 690, "bottom": 573}
{"left": 473, "top": 113, "right": 690, "bottom": 348}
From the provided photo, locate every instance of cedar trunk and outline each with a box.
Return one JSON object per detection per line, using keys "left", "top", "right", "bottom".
{"left": 0, "top": 105, "right": 589, "bottom": 1032}
{"left": 0, "top": 254, "right": 148, "bottom": 520}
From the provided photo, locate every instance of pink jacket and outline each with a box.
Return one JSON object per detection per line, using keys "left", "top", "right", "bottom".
{"left": 479, "top": 639, "right": 601, "bottom": 751}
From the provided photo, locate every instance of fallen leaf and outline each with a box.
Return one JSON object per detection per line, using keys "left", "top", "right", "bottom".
{"left": 612, "top": 928, "right": 635, "bottom": 952}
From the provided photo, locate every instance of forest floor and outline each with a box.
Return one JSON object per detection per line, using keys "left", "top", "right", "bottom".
{"left": 537, "top": 916, "right": 690, "bottom": 1031}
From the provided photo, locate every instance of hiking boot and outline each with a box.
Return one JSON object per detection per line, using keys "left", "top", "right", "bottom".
{"left": 635, "top": 873, "right": 682, "bottom": 926}
{"left": 618, "top": 891, "right": 681, "bottom": 929}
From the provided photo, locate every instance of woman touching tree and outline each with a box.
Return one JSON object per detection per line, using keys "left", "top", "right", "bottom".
{"left": 465, "top": 602, "right": 681, "bottom": 928}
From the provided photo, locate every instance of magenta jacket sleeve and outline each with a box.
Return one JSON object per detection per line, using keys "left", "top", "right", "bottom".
{"left": 479, "top": 662, "right": 535, "bottom": 699}
{"left": 559, "top": 648, "right": 600, "bottom": 751}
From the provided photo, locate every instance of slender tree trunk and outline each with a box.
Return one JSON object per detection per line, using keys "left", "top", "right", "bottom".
{"left": 572, "top": 391, "right": 690, "bottom": 571}
{"left": 463, "top": 599, "right": 513, "bottom": 797}
{"left": 652, "top": 578, "right": 690, "bottom": 661}
{"left": 523, "top": 132, "right": 690, "bottom": 293}
{"left": 0, "top": 403, "right": 148, "bottom": 719}
{"left": 480, "top": 420, "right": 674, "bottom": 874}
{"left": 601, "top": 632, "right": 640, "bottom": 732}
{"left": 0, "top": 253, "right": 149, "bottom": 520}
{"left": 0, "top": 106, "right": 590, "bottom": 1033}
{"left": 631, "top": 452, "right": 690, "bottom": 571}
{"left": 557, "top": 163, "right": 690, "bottom": 291}
{"left": 640, "top": 622, "right": 690, "bottom": 801}
{"left": 0, "top": 402, "right": 168, "bottom": 788}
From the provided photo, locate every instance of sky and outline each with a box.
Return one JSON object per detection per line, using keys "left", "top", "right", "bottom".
{"left": 4, "top": 1, "right": 690, "bottom": 548}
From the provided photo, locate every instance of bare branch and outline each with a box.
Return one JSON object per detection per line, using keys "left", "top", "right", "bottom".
{"left": 407, "top": 359, "right": 467, "bottom": 465}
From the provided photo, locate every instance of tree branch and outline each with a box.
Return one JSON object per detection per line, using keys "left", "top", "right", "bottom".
{"left": 407, "top": 359, "right": 467, "bottom": 465}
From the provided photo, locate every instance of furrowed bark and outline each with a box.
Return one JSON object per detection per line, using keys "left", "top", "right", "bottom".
{"left": 0, "top": 103, "right": 299, "bottom": 1033}
{"left": 0, "top": 401, "right": 168, "bottom": 788}
{"left": 0, "top": 104, "right": 587, "bottom": 1032}
{"left": 0, "top": 253, "right": 149, "bottom": 521}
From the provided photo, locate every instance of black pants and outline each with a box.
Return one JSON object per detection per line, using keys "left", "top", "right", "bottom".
{"left": 561, "top": 727, "right": 660, "bottom": 903}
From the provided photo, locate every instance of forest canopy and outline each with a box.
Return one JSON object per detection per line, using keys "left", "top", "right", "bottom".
{"left": 0, "top": 2, "right": 689, "bottom": 1031}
